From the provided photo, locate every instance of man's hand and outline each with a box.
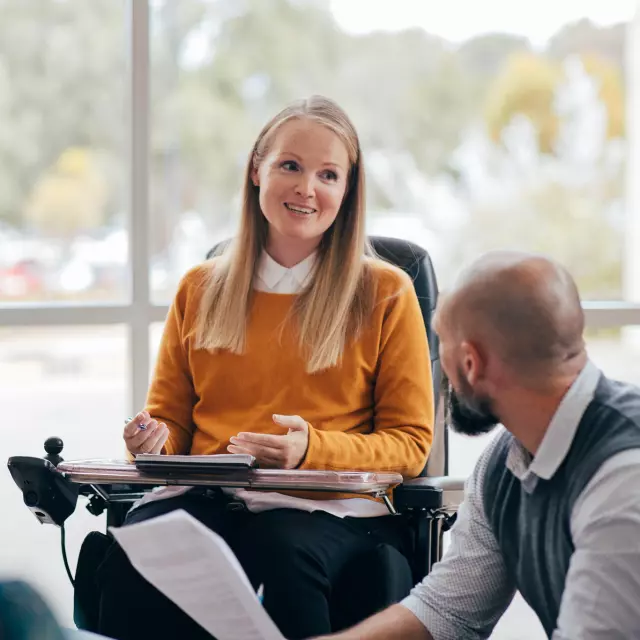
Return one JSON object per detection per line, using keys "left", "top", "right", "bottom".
{"left": 227, "top": 414, "right": 309, "bottom": 469}
{"left": 310, "top": 605, "right": 432, "bottom": 640}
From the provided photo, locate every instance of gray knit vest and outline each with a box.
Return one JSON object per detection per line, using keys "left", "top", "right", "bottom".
{"left": 483, "top": 374, "right": 640, "bottom": 637}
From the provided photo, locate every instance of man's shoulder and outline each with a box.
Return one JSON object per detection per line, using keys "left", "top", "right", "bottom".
{"left": 592, "top": 374, "right": 640, "bottom": 425}
{"left": 463, "top": 428, "right": 513, "bottom": 495}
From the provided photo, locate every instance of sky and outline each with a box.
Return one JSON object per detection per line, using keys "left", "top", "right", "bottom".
{"left": 329, "top": 0, "right": 638, "bottom": 47}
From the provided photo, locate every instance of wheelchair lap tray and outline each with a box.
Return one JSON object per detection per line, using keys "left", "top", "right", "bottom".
{"left": 134, "top": 453, "right": 257, "bottom": 475}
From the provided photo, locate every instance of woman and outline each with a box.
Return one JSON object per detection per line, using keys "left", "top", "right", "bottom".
{"left": 98, "top": 95, "right": 434, "bottom": 640}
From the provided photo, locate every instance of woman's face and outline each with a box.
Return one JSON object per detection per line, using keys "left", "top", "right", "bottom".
{"left": 253, "top": 118, "right": 350, "bottom": 263}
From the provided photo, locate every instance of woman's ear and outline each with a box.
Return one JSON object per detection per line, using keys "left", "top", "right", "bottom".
{"left": 251, "top": 167, "right": 260, "bottom": 188}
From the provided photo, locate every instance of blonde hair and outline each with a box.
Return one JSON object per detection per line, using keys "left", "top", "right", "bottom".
{"left": 195, "top": 95, "right": 375, "bottom": 373}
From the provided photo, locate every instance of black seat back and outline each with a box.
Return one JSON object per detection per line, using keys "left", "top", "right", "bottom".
{"left": 369, "top": 237, "right": 446, "bottom": 477}
{"left": 368, "top": 236, "right": 440, "bottom": 407}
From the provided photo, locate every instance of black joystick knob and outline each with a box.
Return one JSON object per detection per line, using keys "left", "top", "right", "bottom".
{"left": 44, "top": 437, "right": 64, "bottom": 466}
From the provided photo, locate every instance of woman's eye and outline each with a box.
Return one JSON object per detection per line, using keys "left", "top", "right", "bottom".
{"left": 321, "top": 170, "right": 338, "bottom": 181}
{"left": 281, "top": 160, "right": 299, "bottom": 172}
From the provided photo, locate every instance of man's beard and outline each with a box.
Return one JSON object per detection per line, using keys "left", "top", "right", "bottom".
{"left": 448, "top": 371, "right": 500, "bottom": 437}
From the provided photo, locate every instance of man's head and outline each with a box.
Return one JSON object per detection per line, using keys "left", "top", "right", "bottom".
{"left": 434, "top": 251, "right": 586, "bottom": 437}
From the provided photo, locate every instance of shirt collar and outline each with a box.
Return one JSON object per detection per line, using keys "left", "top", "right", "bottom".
{"left": 257, "top": 251, "right": 316, "bottom": 292}
{"left": 506, "top": 360, "right": 601, "bottom": 485}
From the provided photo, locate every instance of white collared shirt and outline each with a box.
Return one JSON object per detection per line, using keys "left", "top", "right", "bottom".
{"left": 402, "top": 361, "right": 640, "bottom": 639}
{"left": 254, "top": 250, "right": 316, "bottom": 293}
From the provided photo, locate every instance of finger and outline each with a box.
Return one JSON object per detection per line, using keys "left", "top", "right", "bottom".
{"left": 124, "top": 411, "right": 151, "bottom": 438}
{"left": 228, "top": 442, "right": 280, "bottom": 457}
{"left": 139, "top": 424, "right": 167, "bottom": 454}
{"left": 126, "top": 419, "right": 158, "bottom": 450}
{"left": 228, "top": 442, "right": 282, "bottom": 459}
{"left": 125, "top": 418, "right": 157, "bottom": 445}
{"left": 124, "top": 410, "right": 150, "bottom": 437}
{"left": 227, "top": 444, "right": 251, "bottom": 455}
{"left": 272, "top": 414, "right": 307, "bottom": 431}
{"left": 151, "top": 426, "right": 170, "bottom": 454}
{"left": 233, "top": 433, "right": 286, "bottom": 448}
{"left": 227, "top": 445, "right": 282, "bottom": 468}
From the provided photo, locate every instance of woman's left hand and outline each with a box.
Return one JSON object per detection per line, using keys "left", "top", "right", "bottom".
{"left": 228, "top": 414, "right": 310, "bottom": 469}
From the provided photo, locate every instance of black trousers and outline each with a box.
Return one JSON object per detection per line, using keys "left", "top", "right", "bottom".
{"left": 96, "top": 491, "right": 412, "bottom": 640}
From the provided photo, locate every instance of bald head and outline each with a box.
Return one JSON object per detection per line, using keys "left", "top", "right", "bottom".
{"left": 439, "top": 251, "right": 585, "bottom": 378}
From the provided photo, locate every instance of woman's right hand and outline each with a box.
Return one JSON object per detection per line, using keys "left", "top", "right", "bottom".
{"left": 123, "top": 411, "right": 169, "bottom": 455}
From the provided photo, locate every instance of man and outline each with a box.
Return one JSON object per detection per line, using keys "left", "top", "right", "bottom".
{"left": 317, "top": 251, "right": 640, "bottom": 639}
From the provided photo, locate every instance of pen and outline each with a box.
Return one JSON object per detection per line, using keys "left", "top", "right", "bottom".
{"left": 125, "top": 417, "right": 147, "bottom": 430}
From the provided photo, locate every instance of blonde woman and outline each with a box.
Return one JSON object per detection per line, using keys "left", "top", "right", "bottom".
{"left": 98, "top": 96, "right": 434, "bottom": 640}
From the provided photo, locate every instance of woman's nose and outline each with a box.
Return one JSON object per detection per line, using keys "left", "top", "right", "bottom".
{"left": 294, "top": 175, "right": 315, "bottom": 198}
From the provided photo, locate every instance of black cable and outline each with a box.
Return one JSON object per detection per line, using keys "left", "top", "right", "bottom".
{"left": 61, "top": 524, "right": 75, "bottom": 588}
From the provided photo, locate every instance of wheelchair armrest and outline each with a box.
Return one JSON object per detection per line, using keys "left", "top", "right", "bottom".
{"left": 394, "top": 475, "right": 465, "bottom": 512}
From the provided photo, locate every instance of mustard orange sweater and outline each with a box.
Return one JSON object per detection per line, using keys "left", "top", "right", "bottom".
{"left": 146, "top": 259, "right": 434, "bottom": 490}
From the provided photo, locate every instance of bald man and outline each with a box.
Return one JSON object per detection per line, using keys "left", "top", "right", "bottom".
{"left": 317, "top": 251, "right": 640, "bottom": 640}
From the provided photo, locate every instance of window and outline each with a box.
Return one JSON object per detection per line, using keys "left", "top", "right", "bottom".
{"left": 0, "top": 0, "right": 128, "bottom": 303}
{"left": 0, "top": 325, "right": 127, "bottom": 621}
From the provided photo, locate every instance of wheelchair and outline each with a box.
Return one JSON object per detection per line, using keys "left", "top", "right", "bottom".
{"left": 7, "top": 236, "right": 464, "bottom": 636}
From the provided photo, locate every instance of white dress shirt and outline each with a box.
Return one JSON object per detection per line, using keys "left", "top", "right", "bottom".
{"left": 135, "top": 251, "right": 389, "bottom": 518}
{"left": 402, "top": 360, "right": 640, "bottom": 639}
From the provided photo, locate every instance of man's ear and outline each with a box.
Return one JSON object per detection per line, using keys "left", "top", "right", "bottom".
{"left": 460, "top": 341, "right": 486, "bottom": 386}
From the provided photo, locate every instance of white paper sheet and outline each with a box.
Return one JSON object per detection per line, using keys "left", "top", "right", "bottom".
{"left": 109, "top": 509, "right": 285, "bottom": 640}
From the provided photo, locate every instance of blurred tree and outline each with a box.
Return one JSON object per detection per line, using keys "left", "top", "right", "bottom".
{"left": 452, "top": 47, "right": 626, "bottom": 299}
{"left": 484, "top": 53, "right": 563, "bottom": 153}
{"left": 0, "top": 0, "right": 126, "bottom": 227}
{"left": 399, "top": 51, "right": 480, "bottom": 176}
{"left": 24, "top": 147, "right": 108, "bottom": 237}
{"left": 458, "top": 32, "right": 532, "bottom": 78}
{"left": 484, "top": 50, "right": 625, "bottom": 154}
{"left": 454, "top": 179, "right": 622, "bottom": 298}
{"left": 547, "top": 18, "right": 626, "bottom": 72}
{"left": 581, "top": 53, "right": 626, "bottom": 139}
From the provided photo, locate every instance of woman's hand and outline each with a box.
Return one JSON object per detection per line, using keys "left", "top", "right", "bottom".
{"left": 227, "top": 414, "right": 310, "bottom": 469}
{"left": 123, "top": 411, "right": 169, "bottom": 455}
